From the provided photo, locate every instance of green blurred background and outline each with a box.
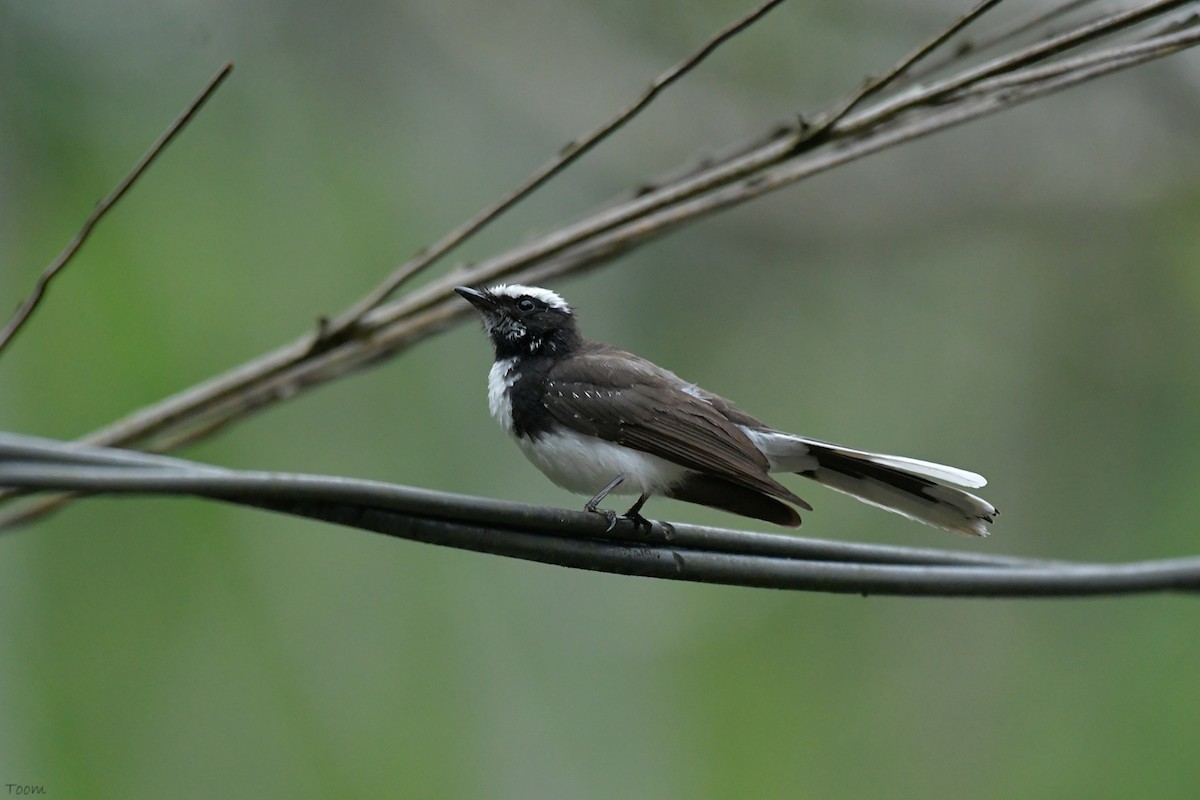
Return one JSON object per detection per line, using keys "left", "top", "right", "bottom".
{"left": 3, "top": 0, "right": 1200, "bottom": 797}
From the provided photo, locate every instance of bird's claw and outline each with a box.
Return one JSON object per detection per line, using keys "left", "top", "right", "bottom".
{"left": 585, "top": 505, "right": 656, "bottom": 535}
{"left": 585, "top": 505, "right": 619, "bottom": 532}
{"left": 622, "top": 511, "right": 653, "bottom": 535}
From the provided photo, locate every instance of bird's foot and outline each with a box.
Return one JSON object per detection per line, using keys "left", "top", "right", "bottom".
{"left": 620, "top": 509, "right": 653, "bottom": 535}
{"left": 584, "top": 475, "right": 628, "bottom": 532}
{"left": 583, "top": 504, "right": 653, "bottom": 535}
{"left": 584, "top": 481, "right": 656, "bottom": 534}
{"left": 584, "top": 501, "right": 619, "bottom": 532}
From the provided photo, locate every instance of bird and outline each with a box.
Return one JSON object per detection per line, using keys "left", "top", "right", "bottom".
{"left": 455, "top": 283, "right": 998, "bottom": 536}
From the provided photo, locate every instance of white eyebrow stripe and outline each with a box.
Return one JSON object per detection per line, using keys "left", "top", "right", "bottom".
{"left": 488, "top": 283, "right": 572, "bottom": 313}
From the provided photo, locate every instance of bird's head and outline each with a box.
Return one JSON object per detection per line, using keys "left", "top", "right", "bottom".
{"left": 455, "top": 284, "right": 582, "bottom": 359}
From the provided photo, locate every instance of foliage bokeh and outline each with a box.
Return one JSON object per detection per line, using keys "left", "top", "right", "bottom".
{"left": 2, "top": 1, "right": 1199, "bottom": 797}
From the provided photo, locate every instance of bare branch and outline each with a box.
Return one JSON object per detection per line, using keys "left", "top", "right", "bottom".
{"left": 903, "top": 0, "right": 1106, "bottom": 84}
{"left": 800, "top": 0, "right": 1006, "bottom": 140}
{"left": 316, "top": 0, "right": 790, "bottom": 345}
{"left": 0, "top": 433, "right": 1195, "bottom": 597}
{"left": 0, "top": 64, "right": 234, "bottom": 355}
{"left": 853, "top": 0, "right": 1198, "bottom": 131}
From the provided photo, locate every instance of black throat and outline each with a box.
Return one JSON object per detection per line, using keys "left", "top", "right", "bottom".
{"left": 490, "top": 323, "right": 582, "bottom": 362}
{"left": 504, "top": 354, "right": 560, "bottom": 440}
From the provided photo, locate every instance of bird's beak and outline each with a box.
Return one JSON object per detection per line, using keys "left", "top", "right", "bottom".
{"left": 455, "top": 286, "right": 498, "bottom": 313}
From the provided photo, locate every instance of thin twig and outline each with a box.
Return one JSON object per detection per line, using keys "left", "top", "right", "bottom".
{"left": 799, "top": 0, "right": 1006, "bottom": 142}
{"left": 0, "top": 64, "right": 234, "bottom": 355}
{"left": 366, "top": 2, "right": 1197, "bottom": 332}
{"left": 316, "top": 0, "right": 790, "bottom": 345}
{"left": 902, "top": 0, "right": 1104, "bottom": 84}
{"left": 849, "top": 0, "right": 1198, "bottom": 133}
{"left": 957, "top": 23, "right": 1200, "bottom": 96}
{"left": 363, "top": 18, "right": 1200, "bottom": 318}
{"left": 593, "top": 25, "right": 1200, "bottom": 241}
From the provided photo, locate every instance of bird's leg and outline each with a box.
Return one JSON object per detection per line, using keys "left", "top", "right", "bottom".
{"left": 622, "top": 493, "right": 653, "bottom": 534}
{"left": 584, "top": 475, "right": 625, "bottom": 532}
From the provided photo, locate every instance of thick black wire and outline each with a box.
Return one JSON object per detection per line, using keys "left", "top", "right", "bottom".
{"left": 0, "top": 432, "right": 1196, "bottom": 597}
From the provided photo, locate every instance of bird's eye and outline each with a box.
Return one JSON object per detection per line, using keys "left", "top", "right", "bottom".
{"left": 517, "top": 298, "right": 536, "bottom": 312}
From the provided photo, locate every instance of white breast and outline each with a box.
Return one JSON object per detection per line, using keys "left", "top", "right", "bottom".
{"left": 517, "top": 428, "right": 692, "bottom": 497}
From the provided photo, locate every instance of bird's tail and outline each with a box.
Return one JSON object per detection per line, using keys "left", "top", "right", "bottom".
{"left": 742, "top": 429, "right": 998, "bottom": 536}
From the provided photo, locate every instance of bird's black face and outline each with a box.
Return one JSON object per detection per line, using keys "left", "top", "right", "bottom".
{"left": 456, "top": 284, "right": 582, "bottom": 359}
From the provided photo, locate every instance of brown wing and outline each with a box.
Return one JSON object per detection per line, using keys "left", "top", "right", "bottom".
{"left": 542, "top": 345, "right": 808, "bottom": 507}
